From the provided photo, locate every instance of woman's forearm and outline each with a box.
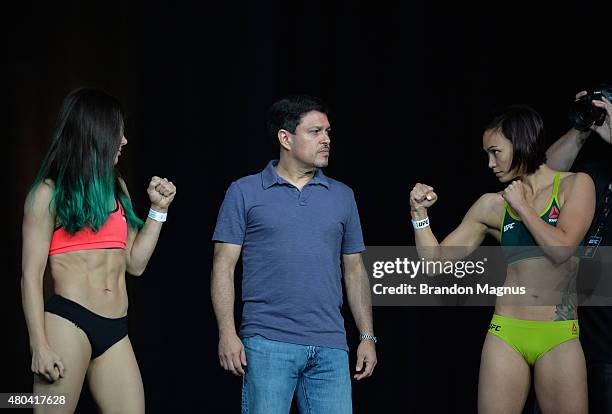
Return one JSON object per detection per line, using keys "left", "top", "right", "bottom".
{"left": 21, "top": 275, "right": 48, "bottom": 349}
{"left": 517, "top": 206, "right": 578, "bottom": 263}
{"left": 126, "top": 208, "right": 166, "bottom": 275}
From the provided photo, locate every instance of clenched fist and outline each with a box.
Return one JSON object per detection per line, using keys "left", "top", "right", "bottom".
{"left": 410, "top": 183, "right": 438, "bottom": 219}
{"left": 31, "top": 343, "right": 65, "bottom": 383}
{"left": 502, "top": 180, "right": 527, "bottom": 212}
{"left": 147, "top": 176, "right": 176, "bottom": 212}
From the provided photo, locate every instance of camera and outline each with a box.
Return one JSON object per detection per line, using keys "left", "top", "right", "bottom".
{"left": 569, "top": 85, "right": 612, "bottom": 131}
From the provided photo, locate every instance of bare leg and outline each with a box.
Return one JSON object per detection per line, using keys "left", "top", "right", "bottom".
{"left": 87, "top": 336, "right": 145, "bottom": 414}
{"left": 478, "top": 333, "right": 531, "bottom": 414}
{"left": 33, "top": 313, "right": 91, "bottom": 414}
{"left": 534, "top": 339, "right": 587, "bottom": 414}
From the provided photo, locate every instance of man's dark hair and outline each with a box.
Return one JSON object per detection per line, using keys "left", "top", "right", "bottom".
{"left": 486, "top": 105, "right": 547, "bottom": 175}
{"left": 267, "top": 95, "right": 328, "bottom": 140}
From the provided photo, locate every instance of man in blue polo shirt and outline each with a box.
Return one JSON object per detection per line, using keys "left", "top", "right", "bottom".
{"left": 211, "top": 95, "right": 376, "bottom": 413}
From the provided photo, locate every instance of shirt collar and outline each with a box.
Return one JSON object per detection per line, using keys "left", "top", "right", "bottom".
{"left": 261, "top": 160, "right": 330, "bottom": 189}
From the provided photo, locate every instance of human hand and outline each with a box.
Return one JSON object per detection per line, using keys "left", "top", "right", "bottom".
{"left": 410, "top": 183, "right": 437, "bottom": 219}
{"left": 502, "top": 180, "right": 527, "bottom": 213}
{"left": 147, "top": 177, "right": 176, "bottom": 212}
{"left": 31, "top": 343, "right": 65, "bottom": 382}
{"left": 591, "top": 96, "right": 612, "bottom": 145}
{"left": 218, "top": 332, "right": 247, "bottom": 376}
{"left": 353, "top": 340, "right": 377, "bottom": 380}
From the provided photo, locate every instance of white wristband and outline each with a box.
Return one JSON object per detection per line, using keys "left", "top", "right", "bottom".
{"left": 148, "top": 208, "right": 167, "bottom": 222}
{"left": 412, "top": 217, "right": 430, "bottom": 229}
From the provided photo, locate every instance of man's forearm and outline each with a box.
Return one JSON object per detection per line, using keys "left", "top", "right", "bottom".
{"left": 546, "top": 128, "right": 591, "bottom": 171}
{"left": 211, "top": 267, "right": 238, "bottom": 335}
{"left": 345, "top": 268, "right": 374, "bottom": 335}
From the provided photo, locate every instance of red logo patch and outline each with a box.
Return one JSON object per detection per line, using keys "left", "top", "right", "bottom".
{"left": 549, "top": 206, "right": 560, "bottom": 219}
{"left": 571, "top": 322, "right": 577, "bottom": 335}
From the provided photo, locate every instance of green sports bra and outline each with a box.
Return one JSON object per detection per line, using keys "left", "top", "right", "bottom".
{"left": 500, "top": 172, "right": 561, "bottom": 264}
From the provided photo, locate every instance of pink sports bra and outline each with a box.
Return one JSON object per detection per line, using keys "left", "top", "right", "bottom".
{"left": 49, "top": 201, "right": 128, "bottom": 255}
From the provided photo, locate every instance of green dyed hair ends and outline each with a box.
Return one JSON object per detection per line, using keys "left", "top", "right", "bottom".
{"left": 30, "top": 88, "right": 143, "bottom": 233}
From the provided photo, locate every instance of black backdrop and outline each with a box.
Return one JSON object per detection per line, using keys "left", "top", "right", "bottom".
{"left": 4, "top": 1, "right": 612, "bottom": 413}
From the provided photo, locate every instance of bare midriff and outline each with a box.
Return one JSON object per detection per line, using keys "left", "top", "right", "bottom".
{"left": 49, "top": 248, "right": 128, "bottom": 318}
{"left": 495, "top": 256, "right": 579, "bottom": 321}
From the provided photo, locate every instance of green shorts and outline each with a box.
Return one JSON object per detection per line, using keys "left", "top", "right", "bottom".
{"left": 488, "top": 314, "right": 579, "bottom": 365}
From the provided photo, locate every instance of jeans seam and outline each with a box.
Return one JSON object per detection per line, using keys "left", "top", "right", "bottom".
{"left": 300, "top": 375, "right": 313, "bottom": 414}
{"left": 241, "top": 375, "right": 248, "bottom": 414}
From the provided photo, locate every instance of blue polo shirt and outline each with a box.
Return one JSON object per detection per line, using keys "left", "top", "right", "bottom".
{"left": 212, "top": 160, "right": 365, "bottom": 350}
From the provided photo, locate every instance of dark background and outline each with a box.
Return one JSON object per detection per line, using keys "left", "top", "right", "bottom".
{"left": 4, "top": 1, "right": 612, "bottom": 413}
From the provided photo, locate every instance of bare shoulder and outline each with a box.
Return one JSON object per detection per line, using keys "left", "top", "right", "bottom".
{"left": 559, "top": 171, "right": 593, "bottom": 187}
{"left": 558, "top": 171, "right": 594, "bottom": 193}
{"left": 24, "top": 179, "right": 55, "bottom": 215}
{"left": 557, "top": 171, "right": 595, "bottom": 206}
{"left": 473, "top": 192, "right": 504, "bottom": 216}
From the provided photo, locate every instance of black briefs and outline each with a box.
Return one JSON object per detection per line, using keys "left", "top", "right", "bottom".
{"left": 44, "top": 294, "right": 128, "bottom": 359}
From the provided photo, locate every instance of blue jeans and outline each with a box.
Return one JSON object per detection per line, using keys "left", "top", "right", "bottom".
{"left": 241, "top": 335, "right": 352, "bottom": 414}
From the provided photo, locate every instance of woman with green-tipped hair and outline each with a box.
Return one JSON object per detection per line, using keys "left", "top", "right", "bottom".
{"left": 21, "top": 88, "right": 176, "bottom": 413}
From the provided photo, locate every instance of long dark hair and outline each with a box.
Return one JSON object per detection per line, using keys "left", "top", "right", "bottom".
{"left": 486, "top": 105, "right": 547, "bottom": 175}
{"left": 30, "top": 88, "right": 143, "bottom": 233}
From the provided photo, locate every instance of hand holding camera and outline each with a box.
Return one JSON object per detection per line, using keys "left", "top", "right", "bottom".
{"left": 570, "top": 85, "right": 612, "bottom": 144}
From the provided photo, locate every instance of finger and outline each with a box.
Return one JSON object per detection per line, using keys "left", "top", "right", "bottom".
{"left": 413, "top": 188, "right": 425, "bottom": 201}
{"left": 369, "top": 359, "right": 378, "bottom": 376}
{"left": 592, "top": 99, "right": 612, "bottom": 114}
{"left": 155, "top": 184, "right": 167, "bottom": 196}
{"left": 240, "top": 347, "right": 247, "bottom": 366}
{"left": 355, "top": 354, "right": 364, "bottom": 372}
{"left": 42, "top": 371, "right": 54, "bottom": 382}
{"left": 219, "top": 355, "right": 226, "bottom": 370}
{"left": 575, "top": 91, "right": 587, "bottom": 100}
{"left": 224, "top": 355, "right": 239, "bottom": 376}
{"left": 228, "top": 361, "right": 239, "bottom": 376}
{"left": 55, "top": 359, "right": 65, "bottom": 377}
{"left": 363, "top": 359, "right": 374, "bottom": 377}
{"left": 46, "top": 366, "right": 60, "bottom": 382}
{"left": 354, "top": 370, "right": 367, "bottom": 381}
{"left": 232, "top": 353, "right": 245, "bottom": 376}
{"left": 164, "top": 184, "right": 177, "bottom": 196}
{"left": 156, "top": 185, "right": 172, "bottom": 197}
{"left": 148, "top": 177, "right": 162, "bottom": 189}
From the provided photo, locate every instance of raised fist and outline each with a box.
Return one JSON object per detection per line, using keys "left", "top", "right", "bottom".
{"left": 410, "top": 183, "right": 438, "bottom": 214}
{"left": 147, "top": 176, "right": 176, "bottom": 211}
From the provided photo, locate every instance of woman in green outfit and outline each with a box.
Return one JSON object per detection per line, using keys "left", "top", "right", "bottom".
{"left": 410, "top": 106, "right": 595, "bottom": 414}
